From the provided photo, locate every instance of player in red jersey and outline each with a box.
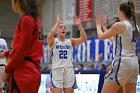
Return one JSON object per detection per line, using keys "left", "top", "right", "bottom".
{"left": 1, "top": 0, "right": 43, "bottom": 93}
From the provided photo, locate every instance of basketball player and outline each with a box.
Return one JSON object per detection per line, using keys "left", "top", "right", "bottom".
{"left": 47, "top": 15, "right": 87, "bottom": 93}
{"left": 96, "top": 0, "right": 139, "bottom": 93}
{"left": 1, "top": 0, "right": 43, "bottom": 93}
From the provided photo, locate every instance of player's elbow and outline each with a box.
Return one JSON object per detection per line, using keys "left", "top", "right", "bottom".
{"left": 98, "top": 35, "right": 106, "bottom": 40}
{"left": 82, "top": 35, "right": 88, "bottom": 42}
{"left": 98, "top": 37, "right": 105, "bottom": 40}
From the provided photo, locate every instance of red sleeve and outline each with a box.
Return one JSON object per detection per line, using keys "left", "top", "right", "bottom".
{"left": 5, "top": 16, "right": 35, "bottom": 74}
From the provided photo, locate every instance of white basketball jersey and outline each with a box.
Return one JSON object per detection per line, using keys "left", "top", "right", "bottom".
{"left": 0, "top": 38, "right": 8, "bottom": 65}
{"left": 113, "top": 20, "right": 137, "bottom": 57}
{"left": 51, "top": 38, "right": 73, "bottom": 69}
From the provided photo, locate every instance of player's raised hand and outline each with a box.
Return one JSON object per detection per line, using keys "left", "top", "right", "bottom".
{"left": 57, "top": 15, "right": 63, "bottom": 24}
{"left": 102, "top": 16, "right": 108, "bottom": 27}
{"left": 73, "top": 15, "right": 81, "bottom": 26}
{"left": 96, "top": 15, "right": 102, "bottom": 27}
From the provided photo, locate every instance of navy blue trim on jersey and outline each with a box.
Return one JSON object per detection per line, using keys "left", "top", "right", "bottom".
{"left": 132, "top": 31, "right": 137, "bottom": 42}
{"left": 50, "top": 71, "right": 56, "bottom": 88}
{"left": 115, "top": 35, "right": 118, "bottom": 55}
{"left": 115, "top": 37, "right": 122, "bottom": 85}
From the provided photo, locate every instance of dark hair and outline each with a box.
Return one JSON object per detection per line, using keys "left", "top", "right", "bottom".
{"left": 14, "top": 0, "right": 39, "bottom": 19}
{"left": 113, "top": 17, "right": 119, "bottom": 23}
{"left": 78, "top": 64, "right": 84, "bottom": 68}
{"left": 119, "top": 0, "right": 138, "bottom": 38}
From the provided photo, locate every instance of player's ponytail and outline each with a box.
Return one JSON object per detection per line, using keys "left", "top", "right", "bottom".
{"left": 128, "top": 0, "right": 139, "bottom": 36}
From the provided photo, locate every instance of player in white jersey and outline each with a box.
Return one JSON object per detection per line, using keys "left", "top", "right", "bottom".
{"left": 96, "top": 1, "right": 139, "bottom": 93}
{"left": 0, "top": 31, "right": 8, "bottom": 93}
{"left": 47, "top": 15, "right": 87, "bottom": 93}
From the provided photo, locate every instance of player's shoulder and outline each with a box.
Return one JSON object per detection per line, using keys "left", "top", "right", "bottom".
{"left": 21, "top": 15, "right": 35, "bottom": 23}
{"left": 112, "top": 22, "right": 126, "bottom": 32}
{"left": 113, "top": 22, "right": 125, "bottom": 27}
{"left": 0, "top": 38, "right": 7, "bottom": 45}
{"left": 0, "top": 38, "right": 6, "bottom": 42}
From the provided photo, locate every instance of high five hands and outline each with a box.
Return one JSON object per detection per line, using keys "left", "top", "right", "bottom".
{"left": 56, "top": 15, "right": 82, "bottom": 27}
{"left": 73, "top": 15, "right": 81, "bottom": 26}
{"left": 96, "top": 16, "right": 108, "bottom": 27}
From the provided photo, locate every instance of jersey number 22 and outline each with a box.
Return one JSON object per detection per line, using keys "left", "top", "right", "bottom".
{"left": 59, "top": 50, "right": 67, "bottom": 59}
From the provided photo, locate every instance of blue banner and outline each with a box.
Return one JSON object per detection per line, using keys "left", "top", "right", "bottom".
{"left": 72, "top": 37, "right": 113, "bottom": 62}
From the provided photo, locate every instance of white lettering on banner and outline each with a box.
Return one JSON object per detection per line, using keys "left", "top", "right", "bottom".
{"left": 72, "top": 46, "right": 77, "bottom": 62}
{"left": 104, "top": 40, "right": 112, "bottom": 61}
{"left": 82, "top": 42, "right": 86, "bottom": 62}
{"left": 95, "top": 39, "right": 100, "bottom": 61}
{"left": 86, "top": 40, "right": 91, "bottom": 62}
{"left": 77, "top": 45, "right": 82, "bottom": 62}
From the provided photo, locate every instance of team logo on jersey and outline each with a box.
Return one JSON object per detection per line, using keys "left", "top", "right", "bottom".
{"left": 56, "top": 44, "right": 70, "bottom": 49}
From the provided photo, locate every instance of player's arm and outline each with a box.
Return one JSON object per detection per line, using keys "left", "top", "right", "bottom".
{"left": 96, "top": 16, "right": 125, "bottom": 40}
{"left": 71, "top": 15, "right": 87, "bottom": 47}
{"left": 102, "top": 26, "right": 114, "bottom": 42}
{"left": 101, "top": 17, "right": 119, "bottom": 42}
{"left": 47, "top": 15, "right": 62, "bottom": 48}
{"left": 4, "top": 16, "right": 35, "bottom": 74}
